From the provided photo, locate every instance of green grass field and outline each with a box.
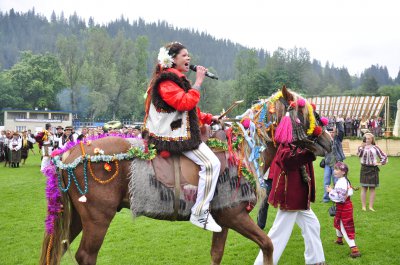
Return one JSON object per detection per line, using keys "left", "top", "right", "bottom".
{"left": 1, "top": 148, "right": 399, "bottom": 264}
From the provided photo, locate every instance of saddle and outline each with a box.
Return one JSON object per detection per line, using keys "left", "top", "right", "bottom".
{"left": 130, "top": 127, "right": 256, "bottom": 220}
{"left": 151, "top": 125, "right": 227, "bottom": 188}
{"left": 151, "top": 151, "right": 227, "bottom": 188}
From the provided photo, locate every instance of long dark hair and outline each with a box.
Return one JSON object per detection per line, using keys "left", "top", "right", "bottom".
{"left": 150, "top": 42, "right": 186, "bottom": 85}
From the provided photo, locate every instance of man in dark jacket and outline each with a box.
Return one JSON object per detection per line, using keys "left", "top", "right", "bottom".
{"left": 322, "top": 121, "right": 345, "bottom": 202}
{"left": 254, "top": 145, "right": 326, "bottom": 265}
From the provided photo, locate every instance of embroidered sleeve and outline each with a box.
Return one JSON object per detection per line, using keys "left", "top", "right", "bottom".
{"left": 374, "top": 145, "right": 388, "bottom": 165}
{"left": 159, "top": 80, "right": 200, "bottom": 111}
{"left": 329, "top": 187, "right": 347, "bottom": 203}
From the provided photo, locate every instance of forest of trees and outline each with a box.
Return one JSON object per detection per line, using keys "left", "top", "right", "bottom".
{"left": 1, "top": 9, "right": 400, "bottom": 123}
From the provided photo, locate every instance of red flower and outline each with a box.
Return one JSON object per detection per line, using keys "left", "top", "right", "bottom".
{"left": 310, "top": 103, "right": 317, "bottom": 111}
{"left": 160, "top": 150, "right": 170, "bottom": 158}
{"left": 104, "top": 162, "right": 112, "bottom": 172}
{"left": 313, "top": 126, "right": 323, "bottom": 136}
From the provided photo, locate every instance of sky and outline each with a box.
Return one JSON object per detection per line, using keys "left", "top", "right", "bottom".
{"left": 1, "top": 0, "right": 399, "bottom": 78}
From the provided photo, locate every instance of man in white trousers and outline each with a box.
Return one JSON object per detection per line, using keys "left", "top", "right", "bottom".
{"left": 254, "top": 145, "right": 326, "bottom": 265}
{"left": 39, "top": 123, "right": 54, "bottom": 171}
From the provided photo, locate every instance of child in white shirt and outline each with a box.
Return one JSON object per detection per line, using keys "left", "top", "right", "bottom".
{"left": 326, "top": 162, "right": 361, "bottom": 258}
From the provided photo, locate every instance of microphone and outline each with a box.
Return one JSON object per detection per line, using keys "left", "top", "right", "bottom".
{"left": 189, "top": 64, "right": 218, "bottom": 80}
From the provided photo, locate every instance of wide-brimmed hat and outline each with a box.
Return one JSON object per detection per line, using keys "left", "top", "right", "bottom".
{"left": 56, "top": 126, "right": 64, "bottom": 130}
{"left": 64, "top": 126, "right": 73, "bottom": 131}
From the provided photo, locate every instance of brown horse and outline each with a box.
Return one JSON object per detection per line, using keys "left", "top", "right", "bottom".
{"left": 39, "top": 87, "right": 332, "bottom": 265}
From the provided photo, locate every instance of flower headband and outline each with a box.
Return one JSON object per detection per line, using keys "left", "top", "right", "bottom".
{"left": 157, "top": 47, "right": 174, "bottom": 69}
{"left": 335, "top": 161, "right": 348, "bottom": 174}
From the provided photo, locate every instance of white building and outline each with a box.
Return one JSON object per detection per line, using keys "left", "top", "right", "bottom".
{"left": 3, "top": 109, "right": 73, "bottom": 133}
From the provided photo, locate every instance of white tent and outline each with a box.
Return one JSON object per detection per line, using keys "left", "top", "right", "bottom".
{"left": 307, "top": 96, "right": 390, "bottom": 128}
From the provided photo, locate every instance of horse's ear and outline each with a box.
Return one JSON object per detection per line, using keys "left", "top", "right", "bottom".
{"left": 281, "top": 85, "right": 294, "bottom": 102}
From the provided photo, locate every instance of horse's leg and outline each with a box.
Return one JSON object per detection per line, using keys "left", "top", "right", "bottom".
{"left": 210, "top": 227, "right": 229, "bottom": 265}
{"left": 216, "top": 204, "right": 273, "bottom": 265}
{"left": 75, "top": 210, "right": 116, "bottom": 265}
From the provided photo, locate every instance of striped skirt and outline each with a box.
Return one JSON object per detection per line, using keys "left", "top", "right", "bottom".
{"left": 360, "top": 164, "right": 380, "bottom": 187}
{"left": 334, "top": 198, "right": 355, "bottom": 239}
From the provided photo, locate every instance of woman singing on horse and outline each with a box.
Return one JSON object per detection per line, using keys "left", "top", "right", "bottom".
{"left": 143, "top": 42, "right": 222, "bottom": 232}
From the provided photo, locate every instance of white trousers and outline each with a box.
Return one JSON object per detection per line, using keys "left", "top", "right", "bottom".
{"left": 41, "top": 156, "right": 51, "bottom": 171}
{"left": 254, "top": 209, "right": 325, "bottom": 265}
{"left": 336, "top": 221, "right": 355, "bottom": 247}
{"left": 183, "top": 142, "right": 221, "bottom": 216}
{"left": 41, "top": 145, "right": 52, "bottom": 171}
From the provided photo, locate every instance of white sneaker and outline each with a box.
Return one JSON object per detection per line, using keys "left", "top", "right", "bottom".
{"left": 190, "top": 210, "right": 222, "bottom": 232}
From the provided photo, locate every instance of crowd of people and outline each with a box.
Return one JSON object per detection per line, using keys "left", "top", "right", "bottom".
{"left": 0, "top": 129, "right": 36, "bottom": 167}
{"left": 326, "top": 115, "right": 385, "bottom": 137}
{"left": 0, "top": 124, "right": 143, "bottom": 169}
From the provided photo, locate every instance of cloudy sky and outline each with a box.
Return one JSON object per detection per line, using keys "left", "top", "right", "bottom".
{"left": 1, "top": 0, "right": 399, "bottom": 77}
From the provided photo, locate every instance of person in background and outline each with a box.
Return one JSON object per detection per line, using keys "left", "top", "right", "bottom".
{"left": 322, "top": 122, "right": 345, "bottom": 202}
{"left": 59, "top": 126, "right": 74, "bottom": 149}
{"left": 326, "top": 162, "right": 361, "bottom": 258}
{"left": 77, "top": 127, "right": 88, "bottom": 141}
{"left": 143, "top": 41, "right": 221, "bottom": 232}
{"left": 9, "top": 132, "right": 22, "bottom": 168}
{"left": 20, "top": 131, "right": 30, "bottom": 165}
{"left": 53, "top": 126, "right": 64, "bottom": 150}
{"left": 3, "top": 130, "right": 12, "bottom": 167}
{"left": 357, "top": 132, "right": 388, "bottom": 211}
{"left": 345, "top": 116, "right": 353, "bottom": 136}
{"left": 352, "top": 116, "right": 360, "bottom": 137}
{"left": 27, "top": 129, "right": 36, "bottom": 155}
{"left": 132, "top": 125, "right": 142, "bottom": 139}
{"left": 38, "top": 123, "right": 54, "bottom": 171}
{"left": 71, "top": 127, "right": 79, "bottom": 141}
{"left": 376, "top": 117, "right": 384, "bottom": 137}
{"left": 328, "top": 115, "right": 336, "bottom": 130}
{"left": 0, "top": 130, "right": 5, "bottom": 162}
{"left": 336, "top": 114, "right": 344, "bottom": 124}
{"left": 359, "top": 116, "right": 368, "bottom": 137}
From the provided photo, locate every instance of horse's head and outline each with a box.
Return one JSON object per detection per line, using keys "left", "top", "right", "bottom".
{"left": 270, "top": 86, "right": 332, "bottom": 156}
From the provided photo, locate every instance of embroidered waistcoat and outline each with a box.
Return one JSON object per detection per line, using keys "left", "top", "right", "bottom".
{"left": 145, "top": 72, "right": 201, "bottom": 153}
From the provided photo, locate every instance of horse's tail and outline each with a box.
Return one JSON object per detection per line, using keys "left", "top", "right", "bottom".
{"left": 39, "top": 191, "right": 72, "bottom": 265}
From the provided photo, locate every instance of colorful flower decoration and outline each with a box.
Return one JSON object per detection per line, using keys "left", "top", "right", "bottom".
{"left": 306, "top": 103, "right": 316, "bottom": 135}
{"left": 320, "top": 117, "right": 329, "bottom": 126}
{"left": 241, "top": 118, "right": 251, "bottom": 129}
{"left": 313, "top": 126, "right": 323, "bottom": 136}
{"left": 104, "top": 162, "right": 112, "bottom": 172}
{"left": 160, "top": 150, "right": 171, "bottom": 158}
{"left": 270, "top": 91, "right": 283, "bottom": 103}
{"left": 297, "top": 98, "right": 306, "bottom": 108}
{"left": 94, "top": 148, "right": 104, "bottom": 155}
{"left": 310, "top": 103, "right": 317, "bottom": 111}
{"left": 157, "top": 47, "right": 174, "bottom": 68}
